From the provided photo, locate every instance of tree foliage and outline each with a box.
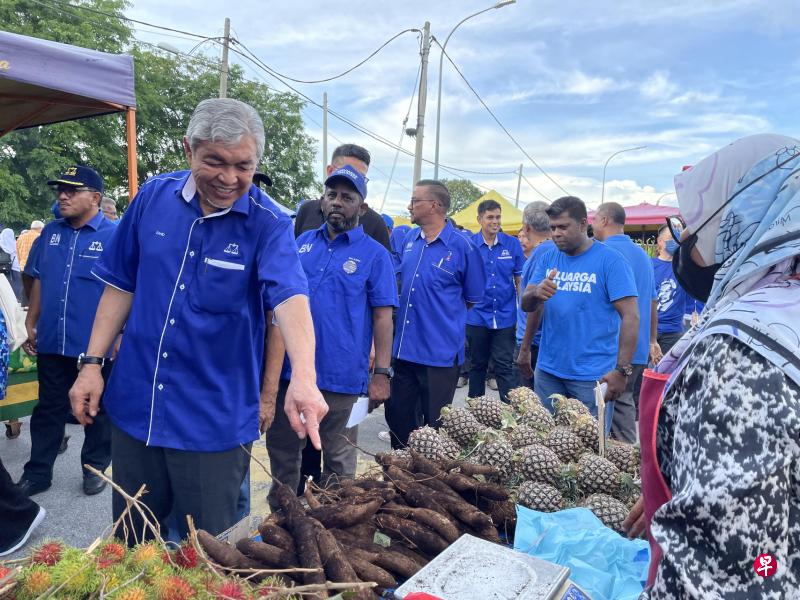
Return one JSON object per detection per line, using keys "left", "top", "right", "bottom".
{"left": 441, "top": 178, "right": 483, "bottom": 215}
{"left": 0, "top": 0, "right": 318, "bottom": 230}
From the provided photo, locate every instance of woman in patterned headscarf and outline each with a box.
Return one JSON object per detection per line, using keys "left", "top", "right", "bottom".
{"left": 628, "top": 134, "right": 800, "bottom": 599}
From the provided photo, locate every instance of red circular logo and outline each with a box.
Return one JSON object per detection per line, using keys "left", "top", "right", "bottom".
{"left": 754, "top": 554, "right": 777, "bottom": 577}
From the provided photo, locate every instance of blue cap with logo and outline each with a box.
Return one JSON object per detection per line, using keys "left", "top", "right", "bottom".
{"left": 324, "top": 164, "right": 367, "bottom": 199}
{"left": 47, "top": 165, "right": 104, "bottom": 193}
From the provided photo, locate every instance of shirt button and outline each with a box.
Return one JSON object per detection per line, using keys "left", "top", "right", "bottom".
{"left": 162, "top": 352, "right": 168, "bottom": 358}
{"left": 406, "top": 320, "right": 410, "bottom": 324}
{"left": 189, "top": 251, "right": 195, "bottom": 257}
{"left": 416, "top": 274, "right": 420, "bottom": 277}
{"left": 157, "top": 384, "right": 164, "bottom": 390}
{"left": 199, "top": 219, "right": 204, "bottom": 224}
{"left": 179, "top": 284, "right": 185, "bottom": 290}
{"left": 169, "top": 319, "right": 175, "bottom": 325}
{"left": 409, "top": 304, "right": 413, "bottom": 308}
{"left": 411, "top": 288, "right": 415, "bottom": 292}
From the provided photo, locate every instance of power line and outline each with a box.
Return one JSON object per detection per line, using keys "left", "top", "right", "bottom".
{"left": 521, "top": 174, "right": 551, "bottom": 202}
{"left": 433, "top": 38, "right": 570, "bottom": 198}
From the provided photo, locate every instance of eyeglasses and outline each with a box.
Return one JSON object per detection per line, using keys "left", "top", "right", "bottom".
{"left": 56, "top": 186, "right": 96, "bottom": 197}
{"left": 665, "top": 215, "right": 685, "bottom": 243}
{"left": 410, "top": 198, "right": 436, "bottom": 206}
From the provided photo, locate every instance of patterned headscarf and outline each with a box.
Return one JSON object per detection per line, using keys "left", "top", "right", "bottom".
{"left": 658, "top": 134, "right": 800, "bottom": 385}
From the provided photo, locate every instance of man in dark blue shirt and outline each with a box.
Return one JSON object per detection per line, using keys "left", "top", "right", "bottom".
{"left": 593, "top": 202, "right": 657, "bottom": 443}
{"left": 385, "top": 180, "right": 486, "bottom": 447}
{"left": 18, "top": 166, "right": 116, "bottom": 497}
{"left": 265, "top": 166, "right": 397, "bottom": 505}
{"left": 466, "top": 199, "right": 525, "bottom": 402}
{"left": 68, "top": 99, "right": 325, "bottom": 540}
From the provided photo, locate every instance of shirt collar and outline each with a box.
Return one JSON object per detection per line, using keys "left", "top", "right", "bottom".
{"left": 416, "top": 219, "right": 457, "bottom": 248}
{"left": 177, "top": 171, "right": 250, "bottom": 216}
{"left": 83, "top": 210, "right": 106, "bottom": 231}
{"left": 314, "top": 222, "right": 366, "bottom": 243}
{"left": 473, "top": 231, "right": 503, "bottom": 248}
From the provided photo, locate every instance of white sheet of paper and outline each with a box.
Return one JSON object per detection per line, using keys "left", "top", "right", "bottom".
{"left": 346, "top": 396, "right": 370, "bottom": 428}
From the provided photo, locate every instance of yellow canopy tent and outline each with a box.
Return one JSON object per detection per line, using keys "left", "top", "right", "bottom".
{"left": 450, "top": 190, "right": 524, "bottom": 233}
{"left": 390, "top": 214, "right": 414, "bottom": 228}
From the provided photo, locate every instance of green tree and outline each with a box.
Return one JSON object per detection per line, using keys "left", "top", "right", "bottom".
{"left": 441, "top": 178, "right": 482, "bottom": 215}
{"left": 0, "top": 0, "right": 317, "bottom": 230}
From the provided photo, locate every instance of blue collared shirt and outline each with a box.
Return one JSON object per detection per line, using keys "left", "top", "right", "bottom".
{"left": 393, "top": 220, "right": 486, "bottom": 367}
{"left": 32, "top": 211, "right": 118, "bottom": 357}
{"left": 467, "top": 231, "right": 525, "bottom": 329}
{"left": 282, "top": 224, "right": 398, "bottom": 395}
{"left": 92, "top": 171, "right": 308, "bottom": 452}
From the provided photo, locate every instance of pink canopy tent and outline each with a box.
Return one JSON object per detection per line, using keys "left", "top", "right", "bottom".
{"left": 588, "top": 202, "right": 680, "bottom": 226}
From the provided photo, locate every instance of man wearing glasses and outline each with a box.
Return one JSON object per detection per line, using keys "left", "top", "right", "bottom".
{"left": 385, "top": 180, "right": 486, "bottom": 447}
{"left": 18, "top": 166, "right": 116, "bottom": 497}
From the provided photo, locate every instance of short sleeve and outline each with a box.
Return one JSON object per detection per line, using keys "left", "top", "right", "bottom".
{"left": 461, "top": 241, "right": 486, "bottom": 303}
{"left": 258, "top": 217, "right": 308, "bottom": 310}
{"left": 605, "top": 253, "right": 638, "bottom": 302}
{"left": 511, "top": 237, "right": 525, "bottom": 276}
{"left": 25, "top": 236, "right": 41, "bottom": 279}
{"left": 92, "top": 189, "right": 144, "bottom": 293}
{"left": 530, "top": 247, "right": 551, "bottom": 286}
{"left": 367, "top": 246, "right": 399, "bottom": 308}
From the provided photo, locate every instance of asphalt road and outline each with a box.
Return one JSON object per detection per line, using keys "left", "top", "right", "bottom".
{"left": 1, "top": 383, "right": 479, "bottom": 560}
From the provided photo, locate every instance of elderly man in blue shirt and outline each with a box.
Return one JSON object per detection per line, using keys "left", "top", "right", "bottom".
{"left": 18, "top": 166, "right": 117, "bottom": 498}
{"left": 68, "top": 98, "right": 326, "bottom": 540}
{"left": 264, "top": 165, "right": 397, "bottom": 505}
{"left": 385, "top": 180, "right": 486, "bottom": 448}
{"left": 466, "top": 199, "right": 525, "bottom": 402}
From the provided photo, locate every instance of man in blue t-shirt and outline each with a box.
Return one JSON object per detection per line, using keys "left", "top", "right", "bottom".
{"left": 593, "top": 203, "right": 657, "bottom": 443}
{"left": 652, "top": 225, "right": 693, "bottom": 354}
{"left": 521, "top": 196, "right": 639, "bottom": 426}
{"left": 515, "top": 201, "right": 553, "bottom": 389}
{"left": 466, "top": 199, "right": 525, "bottom": 402}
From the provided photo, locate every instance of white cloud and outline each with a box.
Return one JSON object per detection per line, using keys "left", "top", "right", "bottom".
{"left": 562, "top": 71, "right": 619, "bottom": 95}
{"left": 640, "top": 71, "right": 677, "bottom": 100}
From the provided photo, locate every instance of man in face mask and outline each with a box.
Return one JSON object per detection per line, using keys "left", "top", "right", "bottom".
{"left": 651, "top": 225, "right": 692, "bottom": 356}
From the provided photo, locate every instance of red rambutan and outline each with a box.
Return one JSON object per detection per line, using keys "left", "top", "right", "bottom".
{"left": 214, "top": 580, "right": 249, "bottom": 600}
{"left": 31, "top": 541, "right": 64, "bottom": 566}
{"left": 174, "top": 544, "right": 199, "bottom": 569}
{"left": 154, "top": 575, "right": 196, "bottom": 600}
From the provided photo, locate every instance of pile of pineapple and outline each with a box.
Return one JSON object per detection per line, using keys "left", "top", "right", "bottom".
{"left": 405, "top": 387, "right": 640, "bottom": 534}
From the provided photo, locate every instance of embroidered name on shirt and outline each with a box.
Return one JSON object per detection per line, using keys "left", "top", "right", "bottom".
{"left": 552, "top": 270, "right": 597, "bottom": 293}
{"left": 87, "top": 241, "right": 103, "bottom": 252}
{"left": 299, "top": 243, "right": 313, "bottom": 254}
{"left": 49, "top": 233, "right": 61, "bottom": 245}
{"left": 224, "top": 243, "right": 239, "bottom": 255}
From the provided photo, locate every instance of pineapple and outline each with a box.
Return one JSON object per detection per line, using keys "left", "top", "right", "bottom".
{"left": 475, "top": 429, "right": 514, "bottom": 477}
{"left": 554, "top": 410, "right": 579, "bottom": 427}
{"left": 439, "top": 406, "right": 483, "bottom": 447}
{"left": 517, "top": 444, "right": 562, "bottom": 486}
{"left": 467, "top": 396, "right": 507, "bottom": 429}
{"left": 408, "top": 426, "right": 446, "bottom": 461}
{"left": 519, "top": 403, "right": 556, "bottom": 434}
{"left": 551, "top": 394, "right": 591, "bottom": 416}
{"left": 508, "top": 387, "right": 541, "bottom": 413}
{"left": 507, "top": 423, "right": 544, "bottom": 449}
{"left": 606, "top": 440, "right": 640, "bottom": 475}
{"left": 576, "top": 452, "right": 622, "bottom": 496}
{"left": 542, "top": 426, "right": 584, "bottom": 463}
{"left": 616, "top": 473, "right": 641, "bottom": 508}
{"left": 570, "top": 414, "right": 600, "bottom": 452}
{"left": 438, "top": 431, "right": 461, "bottom": 460}
{"left": 516, "top": 481, "right": 563, "bottom": 512}
{"left": 582, "top": 493, "right": 629, "bottom": 533}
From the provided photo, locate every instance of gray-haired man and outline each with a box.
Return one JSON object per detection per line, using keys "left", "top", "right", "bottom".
{"left": 515, "top": 201, "right": 553, "bottom": 388}
{"left": 69, "top": 98, "right": 327, "bottom": 540}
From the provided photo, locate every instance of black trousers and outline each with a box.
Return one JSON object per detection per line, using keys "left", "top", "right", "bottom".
{"left": 0, "top": 456, "right": 40, "bottom": 551}
{"left": 466, "top": 325, "right": 516, "bottom": 402}
{"left": 658, "top": 331, "right": 684, "bottom": 356}
{"left": 385, "top": 358, "right": 460, "bottom": 449}
{"left": 110, "top": 424, "right": 251, "bottom": 544}
{"left": 22, "top": 354, "right": 112, "bottom": 485}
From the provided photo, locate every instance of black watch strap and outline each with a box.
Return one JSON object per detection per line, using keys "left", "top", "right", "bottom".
{"left": 78, "top": 353, "right": 105, "bottom": 369}
{"left": 615, "top": 363, "right": 633, "bottom": 377}
{"left": 373, "top": 367, "right": 394, "bottom": 379}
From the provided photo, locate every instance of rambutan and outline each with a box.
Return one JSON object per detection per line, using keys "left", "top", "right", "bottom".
{"left": 17, "top": 566, "right": 52, "bottom": 600}
{"left": 31, "top": 540, "right": 64, "bottom": 566}
{"left": 0, "top": 565, "right": 13, "bottom": 581}
{"left": 50, "top": 551, "right": 99, "bottom": 596}
{"left": 97, "top": 542, "right": 127, "bottom": 568}
{"left": 214, "top": 579, "right": 249, "bottom": 600}
{"left": 129, "top": 542, "right": 159, "bottom": 566}
{"left": 174, "top": 544, "right": 199, "bottom": 569}
{"left": 113, "top": 585, "right": 148, "bottom": 600}
{"left": 154, "top": 575, "right": 196, "bottom": 600}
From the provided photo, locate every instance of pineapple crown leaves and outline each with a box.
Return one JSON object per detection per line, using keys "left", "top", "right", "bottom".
{"left": 500, "top": 410, "right": 517, "bottom": 430}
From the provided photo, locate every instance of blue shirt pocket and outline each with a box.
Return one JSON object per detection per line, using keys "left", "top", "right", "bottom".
{"left": 192, "top": 257, "right": 248, "bottom": 314}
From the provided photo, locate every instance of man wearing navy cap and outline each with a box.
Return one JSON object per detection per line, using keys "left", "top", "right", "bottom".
{"left": 17, "top": 165, "right": 116, "bottom": 497}
{"left": 264, "top": 165, "right": 397, "bottom": 503}
{"left": 385, "top": 180, "right": 486, "bottom": 447}
{"left": 68, "top": 98, "right": 325, "bottom": 540}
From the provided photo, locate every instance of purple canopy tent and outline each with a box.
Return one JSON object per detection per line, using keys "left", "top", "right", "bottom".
{"left": 0, "top": 31, "right": 139, "bottom": 198}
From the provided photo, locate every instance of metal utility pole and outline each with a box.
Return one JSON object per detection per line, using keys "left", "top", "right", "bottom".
{"left": 218, "top": 17, "right": 231, "bottom": 98}
{"left": 322, "top": 92, "right": 329, "bottom": 181}
{"left": 515, "top": 163, "right": 523, "bottom": 207}
{"left": 412, "top": 21, "right": 431, "bottom": 187}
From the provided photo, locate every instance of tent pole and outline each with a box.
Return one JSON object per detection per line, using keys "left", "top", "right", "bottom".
{"left": 126, "top": 107, "right": 139, "bottom": 201}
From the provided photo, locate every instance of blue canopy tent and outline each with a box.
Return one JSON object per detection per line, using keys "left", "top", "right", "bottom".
{"left": 0, "top": 30, "right": 139, "bottom": 198}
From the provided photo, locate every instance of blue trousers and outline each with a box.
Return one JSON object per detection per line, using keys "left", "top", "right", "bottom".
{"left": 534, "top": 368, "right": 614, "bottom": 434}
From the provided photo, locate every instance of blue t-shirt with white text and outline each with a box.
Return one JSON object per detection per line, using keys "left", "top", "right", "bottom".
{"left": 516, "top": 240, "right": 555, "bottom": 345}
{"left": 533, "top": 242, "right": 637, "bottom": 381}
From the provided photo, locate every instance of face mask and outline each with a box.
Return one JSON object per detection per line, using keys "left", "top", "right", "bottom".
{"left": 665, "top": 240, "right": 679, "bottom": 255}
{"left": 672, "top": 232, "right": 720, "bottom": 301}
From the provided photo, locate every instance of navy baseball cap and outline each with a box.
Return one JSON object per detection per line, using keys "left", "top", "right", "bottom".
{"left": 324, "top": 164, "right": 367, "bottom": 199}
{"left": 47, "top": 165, "right": 104, "bottom": 193}
{"left": 382, "top": 213, "right": 394, "bottom": 229}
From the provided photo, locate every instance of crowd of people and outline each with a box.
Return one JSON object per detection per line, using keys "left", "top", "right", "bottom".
{"left": 0, "top": 98, "right": 796, "bottom": 597}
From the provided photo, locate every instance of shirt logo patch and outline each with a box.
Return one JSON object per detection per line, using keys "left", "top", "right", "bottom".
{"left": 405, "top": 242, "right": 413, "bottom": 250}
{"left": 87, "top": 241, "right": 103, "bottom": 252}
{"left": 155, "top": 230, "right": 166, "bottom": 237}
{"left": 224, "top": 243, "right": 240, "bottom": 255}
{"left": 49, "top": 233, "right": 61, "bottom": 245}
{"left": 343, "top": 259, "right": 358, "bottom": 274}
{"left": 298, "top": 243, "right": 313, "bottom": 254}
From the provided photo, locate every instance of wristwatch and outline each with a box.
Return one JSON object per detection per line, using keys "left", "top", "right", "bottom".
{"left": 615, "top": 364, "right": 633, "bottom": 378}
{"left": 77, "top": 353, "right": 106, "bottom": 370}
{"left": 373, "top": 367, "right": 394, "bottom": 379}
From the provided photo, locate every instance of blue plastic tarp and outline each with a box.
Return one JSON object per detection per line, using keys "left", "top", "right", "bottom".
{"left": 513, "top": 506, "right": 650, "bottom": 600}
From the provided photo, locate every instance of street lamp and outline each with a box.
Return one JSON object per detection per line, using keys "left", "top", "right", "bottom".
{"left": 432, "top": 0, "right": 516, "bottom": 179}
{"left": 655, "top": 192, "right": 675, "bottom": 205}
{"left": 601, "top": 145, "right": 646, "bottom": 204}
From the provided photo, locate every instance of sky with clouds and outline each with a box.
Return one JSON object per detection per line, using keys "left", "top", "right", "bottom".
{"left": 127, "top": 0, "right": 799, "bottom": 216}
